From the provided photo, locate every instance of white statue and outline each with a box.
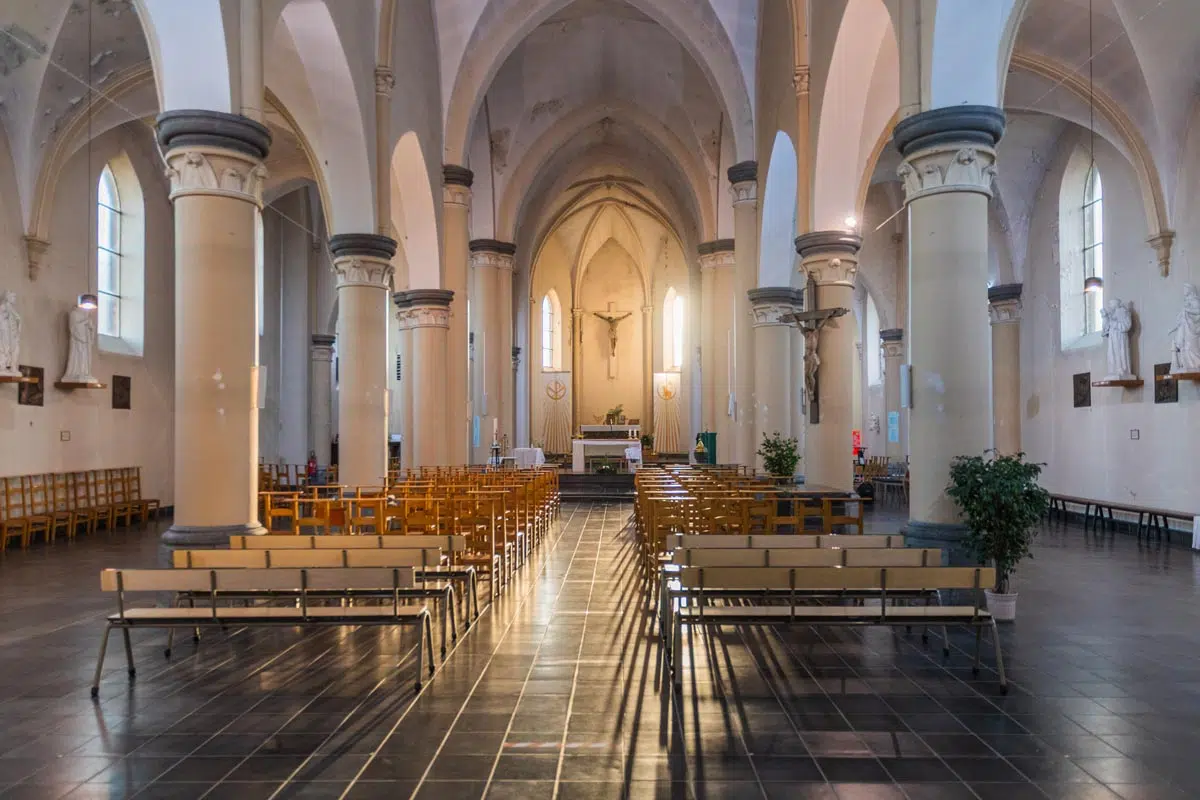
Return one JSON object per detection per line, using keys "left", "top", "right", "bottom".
{"left": 0, "top": 290, "right": 21, "bottom": 377}
{"left": 1169, "top": 283, "right": 1200, "bottom": 374}
{"left": 62, "top": 306, "right": 98, "bottom": 383}
{"left": 1100, "top": 298, "right": 1135, "bottom": 380}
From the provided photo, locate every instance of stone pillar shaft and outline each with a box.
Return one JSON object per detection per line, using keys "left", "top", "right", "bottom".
{"left": 310, "top": 334, "right": 335, "bottom": 467}
{"left": 699, "top": 255, "right": 717, "bottom": 433}
{"left": 894, "top": 106, "right": 1005, "bottom": 547}
{"left": 470, "top": 240, "right": 516, "bottom": 461}
{"left": 642, "top": 304, "right": 654, "bottom": 437}
{"left": 442, "top": 167, "right": 472, "bottom": 465}
{"left": 989, "top": 284, "right": 1022, "bottom": 455}
{"left": 158, "top": 110, "right": 270, "bottom": 545}
{"left": 331, "top": 234, "right": 397, "bottom": 488}
{"left": 700, "top": 242, "right": 735, "bottom": 462}
{"left": 750, "top": 287, "right": 801, "bottom": 470}
{"left": 403, "top": 290, "right": 454, "bottom": 467}
{"left": 880, "top": 329, "right": 905, "bottom": 460}
{"left": 730, "top": 163, "right": 759, "bottom": 467}
{"left": 797, "top": 232, "right": 862, "bottom": 492}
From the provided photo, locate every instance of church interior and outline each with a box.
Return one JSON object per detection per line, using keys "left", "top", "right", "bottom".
{"left": 0, "top": 0, "right": 1199, "bottom": 797}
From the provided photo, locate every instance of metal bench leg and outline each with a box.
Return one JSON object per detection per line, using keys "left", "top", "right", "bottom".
{"left": 971, "top": 625, "right": 983, "bottom": 677}
{"left": 440, "top": 589, "right": 449, "bottom": 656}
{"left": 122, "top": 628, "right": 136, "bottom": 679}
{"left": 414, "top": 617, "right": 425, "bottom": 692}
{"left": 425, "top": 614, "right": 436, "bottom": 677}
{"left": 990, "top": 620, "right": 1008, "bottom": 694}
{"left": 90, "top": 626, "right": 113, "bottom": 698}
{"left": 672, "top": 618, "right": 683, "bottom": 689}
{"left": 447, "top": 587, "right": 458, "bottom": 643}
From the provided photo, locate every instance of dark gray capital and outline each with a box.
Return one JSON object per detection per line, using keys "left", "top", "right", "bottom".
{"left": 748, "top": 287, "right": 803, "bottom": 307}
{"left": 727, "top": 161, "right": 757, "bottom": 184}
{"left": 311, "top": 333, "right": 336, "bottom": 347}
{"left": 469, "top": 239, "right": 516, "bottom": 256}
{"left": 880, "top": 328, "right": 904, "bottom": 342}
{"left": 406, "top": 288, "right": 455, "bottom": 307}
{"left": 698, "top": 239, "right": 735, "bottom": 256}
{"left": 443, "top": 165, "right": 474, "bottom": 187}
{"left": 987, "top": 283, "right": 1023, "bottom": 304}
{"left": 329, "top": 233, "right": 397, "bottom": 261}
{"left": 795, "top": 231, "right": 863, "bottom": 258}
{"left": 892, "top": 106, "right": 1006, "bottom": 157}
{"left": 392, "top": 291, "right": 412, "bottom": 309}
{"left": 156, "top": 110, "right": 272, "bottom": 160}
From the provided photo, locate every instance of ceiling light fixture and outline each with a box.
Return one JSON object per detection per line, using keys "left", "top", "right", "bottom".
{"left": 844, "top": 215, "right": 858, "bottom": 230}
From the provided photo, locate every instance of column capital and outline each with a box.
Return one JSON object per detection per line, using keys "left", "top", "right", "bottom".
{"left": 698, "top": 240, "right": 736, "bottom": 270}
{"left": 311, "top": 334, "right": 335, "bottom": 361}
{"left": 443, "top": 164, "right": 473, "bottom": 207}
{"left": 893, "top": 106, "right": 1005, "bottom": 204}
{"left": 330, "top": 233, "right": 397, "bottom": 290}
{"left": 22, "top": 235, "right": 48, "bottom": 281}
{"left": 404, "top": 289, "right": 454, "bottom": 329}
{"left": 880, "top": 328, "right": 904, "bottom": 358}
{"left": 642, "top": 305, "right": 653, "bottom": 315}
{"left": 748, "top": 287, "right": 802, "bottom": 327}
{"left": 727, "top": 161, "right": 758, "bottom": 206}
{"left": 469, "top": 239, "right": 516, "bottom": 271}
{"left": 987, "top": 283, "right": 1023, "bottom": 324}
{"left": 157, "top": 111, "right": 272, "bottom": 206}
{"left": 374, "top": 66, "right": 395, "bottom": 96}
{"left": 796, "top": 231, "right": 862, "bottom": 287}
{"left": 792, "top": 65, "right": 811, "bottom": 96}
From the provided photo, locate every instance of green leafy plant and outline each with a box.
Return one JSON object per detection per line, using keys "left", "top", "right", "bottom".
{"left": 640, "top": 434, "right": 655, "bottom": 450}
{"left": 604, "top": 404, "right": 624, "bottom": 424}
{"left": 946, "top": 451, "right": 1050, "bottom": 594}
{"left": 756, "top": 432, "right": 800, "bottom": 478}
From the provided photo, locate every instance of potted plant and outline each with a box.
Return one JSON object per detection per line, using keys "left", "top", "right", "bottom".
{"left": 946, "top": 451, "right": 1050, "bottom": 621}
{"left": 640, "top": 433, "right": 655, "bottom": 456}
{"left": 756, "top": 432, "right": 800, "bottom": 482}
{"left": 604, "top": 404, "right": 624, "bottom": 425}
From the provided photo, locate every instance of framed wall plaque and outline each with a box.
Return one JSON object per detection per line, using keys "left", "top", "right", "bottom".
{"left": 1072, "top": 372, "right": 1091, "bottom": 408}
{"left": 112, "top": 375, "right": 131, "bottom": 410}
{"left": 1154, "top": 363, "right": 1177, "bottom": 404}
{"left": 17, "top": 365, "right": 43, "bottom": 407}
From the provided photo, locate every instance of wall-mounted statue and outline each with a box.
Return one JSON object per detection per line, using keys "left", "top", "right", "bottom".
{"left": 1169, "top": 283, "right": 1200, "bottom": 374}
{"left": 1100, "top": 298, "right": 1135, "bottom": 380}
{"left": 0, "top": 291, "right": 21, "bottom": 377}
{"left": 62, "top": 305, "right": 98, "bottom": 384}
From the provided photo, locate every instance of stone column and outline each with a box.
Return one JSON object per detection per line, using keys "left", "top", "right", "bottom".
{"left": 394, "top": 293, "right": 413, "bottom": 470}
{"left": 749, "top": 287, "right": 801, "bottom": 471}
{"left": 310, "top": 334, "right": 335, "bottom": 467}
{"left": 795, "top": 232, "right": 862, "bottom": 492}
{"left": 790, "top": 322, "right": 806, "bottom": 457}
{"left": 405, "top": 289, "right": 454, "bottom": 467}
{"left": 988, "top": 284, "right": 1022, "bottom": 455}
{"left": 699, "top": 241, "right": 735, "bottom": 462}
{"left": 699, "top": 248, "right": 717, "bottom": 433}
{"left": 442, "top": 166, "right": 472, "bottom": 465}
{"left": 330, "top": 234, "right": 396, "bottom": 488}
{"left": 880, "top": 329, "right": 905, "bottom": 460}
{"left": 470, "top": 239, "right": 516, "bottom": 461}
{"left": 893, "top": 106, "right": 1005, "bottom": 559}
{"left": 571, "top": 307, "right": 583, "bottom": 434}
{"left": 642, "top": 304, "right": 654, "bottom": 436}
{"left": 157, "top": 110, "right": 270, "bottom": 551}
{"left": 729, "top": 163, "right": 759, "bottom": 466}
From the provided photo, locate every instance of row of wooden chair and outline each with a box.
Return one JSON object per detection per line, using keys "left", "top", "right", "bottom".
{"left": 1, "top": 468, "right": 158, "bottom": 552}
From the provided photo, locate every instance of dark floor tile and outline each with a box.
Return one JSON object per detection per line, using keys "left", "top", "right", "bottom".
{"left": 817, "top": 758, "right": 891, "bottom": 783}
{"left": 942, "top": 757, "right": 1028, "bottom": 783}
{"left": 751, "top": 755, "right": 823, "bottom": 782}
{"left": 154, "top": 757, "right": 242, "bottom": 783}
{"left": 830, "top": 784, "right": 906, "bottom": 799}
{"left": 897, "top": 785, "right": 978, "bottom": 800}
{"left": 763, "top": 784, "right": 838, "bottom": 800}
{"left": 222, "top": 756, "right": 308, "bottom": 782}
{"left": 968, "top": 783, "right": 1048, "bottom": 800}
{"left": 880, "top": 758, "right": 958, "bottom": 783}
{"left": 917, "top": 734, "right": 994, "bottom": 758}
{"left": 485, "top": 780, "right": 555, "bottom": 799}
{"left": 342, "top": 781, "right": 420, "bottom": 799}
{"left": 557, "top": 754, "right": 624, "bottom": 782}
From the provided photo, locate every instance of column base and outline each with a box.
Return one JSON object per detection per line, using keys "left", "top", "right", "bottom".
{"left": 159, "top": 523, "right": 267, "bottom": 567}
{"left": 902, "top": 520, "right": 978, "bottom": 567}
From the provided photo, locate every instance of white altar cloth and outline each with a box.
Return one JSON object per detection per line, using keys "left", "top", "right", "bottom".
{"left": 510, "top": 447, "right": 545, "bottom": 469}
{"left": 572, "top": 439, "right": 641, "bottom": 473}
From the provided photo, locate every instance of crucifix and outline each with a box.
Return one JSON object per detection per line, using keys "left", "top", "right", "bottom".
{"left": 785, "top": 279, "right": 849, "bottom": 424}
{"left": 593, "top": 302, "right": 632, "bottom": 379}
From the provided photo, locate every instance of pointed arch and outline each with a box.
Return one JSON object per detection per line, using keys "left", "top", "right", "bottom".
{"left": 759, "top": 131, "right": 798, "bottom": 287}
{"left": 391, "top": 131, "right": 441, "bottom": 290}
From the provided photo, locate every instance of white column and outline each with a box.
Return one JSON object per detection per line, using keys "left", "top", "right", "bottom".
{"left": 405, "top": 289, "right": 454, "bottom": 467}
{"left": 750, "top": 287, "right": 800, "bottom": 471}
{"left": 729, "top": 163, "right": 759, "bottom": 467}
{"left": 158, "top": 110, "right": 270, "bottom": 550}
{"left": 699, "top": 249, "right": 717, "bottom": 433}
{"left": 394, "top": 294, "right": 413, "bottom": 470}
{"left": 469, "top": 240, "right": 516, "bottom": 461}
{"left": 699, "top": 242, "right": 735, "bottom": 462}
{"left": 310, "top": 334, "right": 335, "bottom": 467}
{"left": 642, "top": 304, "right": 654, "bottom": 436}
{"left": 796, "top": 232, "right": 862, "bottom": 493}
{"left": 894, "top": 106, "right": 1005, "bottom": 559}
{"left": 988, "top": 284, "right": 1022, "bottom": 455}
{"left": 880, "top": 329, "right": 905, "bottom": 460}
{"left": 442, "top": 166, "right": 472, "bottom": 465}
{"left": 331, "top": 234, "right": 396, "bottom": 488}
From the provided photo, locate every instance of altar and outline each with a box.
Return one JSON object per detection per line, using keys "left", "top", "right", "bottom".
{"left": 572, "top": 438, "right": 641, "bottom": 473}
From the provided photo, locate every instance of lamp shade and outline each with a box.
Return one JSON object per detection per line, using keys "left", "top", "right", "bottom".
{"left": 77, "top": 293, "right": 98, "bottom": 309}
{"left": 1083, "top": 276, "right": 1104, "bottom": 294}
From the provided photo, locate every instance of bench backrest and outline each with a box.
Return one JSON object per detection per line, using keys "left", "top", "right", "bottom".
{"left": 173, "top": 548, "right": 442, "bottom": 569}
{"left": 101, "top": 566, "right": 417, "bottom": 595}
{"left": 666, "top": 533, "right": 903, "bottom": 550}
{"left": 673, "top": 548, "right": 940, "bottom": 568}
{"left": 678, "top": 565, "right": 994, "bottom": 592}
{"left": 230, "top": 534, "right": 466, "bottom": 552}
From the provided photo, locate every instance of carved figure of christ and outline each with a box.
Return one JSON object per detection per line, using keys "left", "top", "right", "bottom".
{"left": 593, "top": 302, "right": 633, "bottom": 379}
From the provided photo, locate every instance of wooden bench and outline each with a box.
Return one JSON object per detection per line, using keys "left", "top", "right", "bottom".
{"left": 1049, "top": 494, "right": 1195, "bottom": 543}
{"left": 666, "top": 565, "right": 1005, "bottom": 691}
{"left": 93, "top": 567, "right": 434, "bottom": 697}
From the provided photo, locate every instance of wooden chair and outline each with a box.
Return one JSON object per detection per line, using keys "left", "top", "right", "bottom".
{"left": 68, "top": 472, "right": 101, "bottom": 536}
{"left": 123, "top": 467, "right": 160, "bottom": 524}
{"left": 25, "top": 474, "right": 72, "bottom": 543}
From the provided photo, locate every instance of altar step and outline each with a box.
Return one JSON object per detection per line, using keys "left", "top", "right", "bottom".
{"left": 559, "top": 472, "right": 636, "bottom": 502}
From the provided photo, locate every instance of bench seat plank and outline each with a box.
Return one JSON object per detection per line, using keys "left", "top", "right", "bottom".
{"left": 678, "top": 605, "right": 988, "bottom": 620}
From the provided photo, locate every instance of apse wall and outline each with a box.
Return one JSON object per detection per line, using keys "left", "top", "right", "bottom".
{"left": 0, "top": 124, "right": 176, "bottom": 505}
{"left": 1021, "top": 128, "right": 1200, "bottom": 514}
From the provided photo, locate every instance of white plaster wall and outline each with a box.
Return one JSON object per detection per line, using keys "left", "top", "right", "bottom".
{"left": 0, "top": 123, "right": 175, "bottom": 505}
{"left": 1021, "top": 126, "right": 1199, "bottom": 512}
{"left": 579, "top": 240, "right": 646, "bottom": 425}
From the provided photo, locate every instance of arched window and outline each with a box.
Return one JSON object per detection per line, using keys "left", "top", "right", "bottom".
{"left": 541, "top": 290, "right": 562, "bottom": 371}
{"left": 663, "top": 287, "right": 685, "bottom": 371}
{"left": 1059, "top": 149, "right": 1106, "bottom": 349}
{"left": 97, "top": 155, "right": 145, "bottom": 356}
{"left": 96, "top": 166, "right": 121, "bottom": 337}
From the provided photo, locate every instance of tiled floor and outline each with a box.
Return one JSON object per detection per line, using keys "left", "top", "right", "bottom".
{"left": 0, "top": 504, "right": 1197, "bottom": 798}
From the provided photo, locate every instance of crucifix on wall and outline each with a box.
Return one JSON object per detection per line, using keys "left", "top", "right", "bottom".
{"left": 593, "top": 302, "right": 632, "bottom": 380}
{"left": 786, "top": 278, "right": 849, "bottom": 425}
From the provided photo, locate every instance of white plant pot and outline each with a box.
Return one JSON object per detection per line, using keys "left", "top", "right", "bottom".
{"left": 985, "top": 589, "right": 1017, "bottom": 622}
